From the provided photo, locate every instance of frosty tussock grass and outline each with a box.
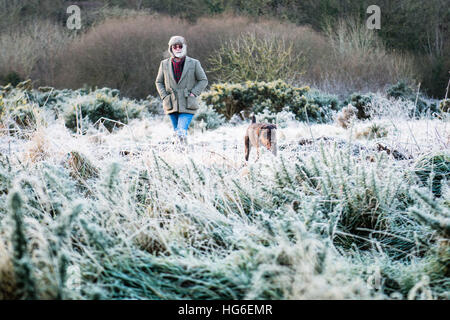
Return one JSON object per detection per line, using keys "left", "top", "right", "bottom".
{"left": 0, "top": 85, "right": 448, "bottom": 300}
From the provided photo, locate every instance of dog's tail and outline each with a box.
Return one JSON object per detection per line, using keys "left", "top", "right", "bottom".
{"left": 244, "top": 134, "right": 250, "bottom": 161}
{"left": 263, "top": 124, "right": 277, "bottom": 156}
{"left": 251, "top": 114, "right": 256, "bottom": 124}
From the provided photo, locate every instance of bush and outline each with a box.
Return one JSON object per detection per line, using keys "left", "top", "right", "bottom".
{"left": 0, "top": 18, "right": 72, "bottom": 88}
{"left": 144, "top": 95, "right": 164, "bottom": 116}
{"left": 201, "top": 80, "right": 345, "bottom": 123}
{"left": 271, "top": 149, "right": 427, "bottom": 258}
{"left": 387, "top": 81, "right": 435, "bottom": 116}
{"left": 346, "top": 93, "right": 374, "bottom": 120}
{"left": 254, "top": 107, "right": 295, "bottom": 129}
{"left": 207, "top": 32, "right": 305, "bottom": 83}
{"left": 1, "top": 85, "right": 149, "bottom": 135}
{"left": 54, "top": 15, "right": 183, "bottom": 99}
{"left": 301, "top": 89, "right": 340, "bottom": 122}
{"left": 0, "top": 80, "right": 83, "bottom": 119}
{"left": 409, "top": 188, "right": 450, "bottom": 238}
{"left": 64, "top": 89, "right": 144, "bottom": 133}
{"left": 412, "top": 153, "right": 450, "bottom": 198}
{"left": 5, "top": 104, "right": 39, "bottom": 131}
{"left": 1, "top": 71, "right": 23, "bottom": 87}
{"left": 64, "top": 101, "right": 95, "bottom": 135}
{"left": 12, "top": 86, "right": 79, "bottom": 116}
{"left": 89, "top": 96, "right": 127, "bottom": 127}
{"left": 419, "top": 55, "right": 450, "bottom": 99}
{"left": 318, "top": 17, "right": 416, "bottom": 96}
{"left": 387, "top": 81, "right": 415, "bottom": 99}
{"left": 1, "top": 13, "right": 416, "bottom": 99}
{"left": 0, "top": 87, "right": 42, "bottom": 137}
{"left": 193, "top": 102, "right": 225, "bottom": 131}
{"left": 201, "top": 80, "right": 310, "bottom": 120}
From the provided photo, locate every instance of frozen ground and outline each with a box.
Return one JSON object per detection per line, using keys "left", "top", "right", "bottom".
{"left": 2, "top": 112, "right": 447, "bottom": 176}
{"left": 0, "top": 102, "right": 449, "bottom": 300}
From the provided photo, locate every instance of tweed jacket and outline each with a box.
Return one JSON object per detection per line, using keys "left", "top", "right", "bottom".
{"left": 155, "top": 56, "right": 208, "bottom": 115}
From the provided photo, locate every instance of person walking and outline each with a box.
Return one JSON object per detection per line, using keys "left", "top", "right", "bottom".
{"left": 155, "top": 36, "right": 208, "bottom": 147}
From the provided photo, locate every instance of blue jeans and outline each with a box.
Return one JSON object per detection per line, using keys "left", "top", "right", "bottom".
{"left": 168, "top": 112, "right": 194, "bottom": 137}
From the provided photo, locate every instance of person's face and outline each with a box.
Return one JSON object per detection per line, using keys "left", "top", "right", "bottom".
{"left": 172, "top": 44, "right": 183, "bottom": 53}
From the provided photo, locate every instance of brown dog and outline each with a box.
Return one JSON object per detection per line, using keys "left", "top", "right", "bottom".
{"left": 244, "top": 115, "right": 277, "bottom": 161}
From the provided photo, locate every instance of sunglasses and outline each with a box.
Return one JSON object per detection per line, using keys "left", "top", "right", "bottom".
{"left": 172, "top": 44, "right": 183, "bottom": 50}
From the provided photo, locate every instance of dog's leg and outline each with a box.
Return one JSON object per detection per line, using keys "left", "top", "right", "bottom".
{"left": 244, "top": 134, "right": 250, "bottom": 161}
{"left": 271, "top": 143, "right": 277, "bottom": 156}
{"left": 255, "top": 141, "right": 260, "bottom": 162}
{"left": 270, "top": 129, "right": 277, "bottom": 157}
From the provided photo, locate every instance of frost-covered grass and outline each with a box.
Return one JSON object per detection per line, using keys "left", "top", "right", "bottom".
{"left": 0, "top": 89, "right": 449, "bottom": 300}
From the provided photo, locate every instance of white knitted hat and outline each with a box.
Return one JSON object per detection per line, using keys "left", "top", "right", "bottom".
{"left": 168, "top": 36, "right": 187, "bottom": 58}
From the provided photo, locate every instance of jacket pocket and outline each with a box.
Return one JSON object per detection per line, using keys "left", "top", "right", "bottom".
{"left": 162, "top": 94, "right": 173, "bottom": 111}
{"left": 186, "top": 95, "right": 199, "bottom": 110}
